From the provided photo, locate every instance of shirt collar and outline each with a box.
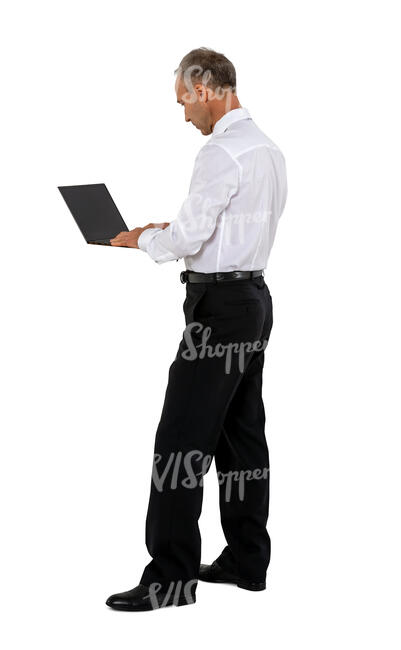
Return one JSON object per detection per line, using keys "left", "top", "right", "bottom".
{"left": 212, "top": 107, "right": 251, "bottom": 135}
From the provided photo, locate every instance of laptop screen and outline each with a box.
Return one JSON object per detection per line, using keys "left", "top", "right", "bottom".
{"left": 58, "top": 183, "right": 128, "bottom": 242}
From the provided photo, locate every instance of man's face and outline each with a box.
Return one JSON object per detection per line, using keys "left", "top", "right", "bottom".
{"left": 175, "top": 76, "right": 212, "bottom": 135}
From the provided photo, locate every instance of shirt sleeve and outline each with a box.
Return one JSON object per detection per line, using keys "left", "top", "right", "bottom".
{"left": 137, "top": 144, "right": 240, "bottom": 263}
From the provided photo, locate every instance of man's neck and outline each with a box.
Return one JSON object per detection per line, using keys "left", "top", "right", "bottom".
{"left": 211, "top": 96, "right": 242, "bottom": 132}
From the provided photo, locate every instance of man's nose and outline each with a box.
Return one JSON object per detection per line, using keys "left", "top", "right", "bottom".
{"left": 185, "top": 115, "right": 191, "bottom": 122}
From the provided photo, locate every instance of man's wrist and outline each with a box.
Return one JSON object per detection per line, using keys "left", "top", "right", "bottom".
{"left": 137, "top": 227, "right": 162, "bottom": 252}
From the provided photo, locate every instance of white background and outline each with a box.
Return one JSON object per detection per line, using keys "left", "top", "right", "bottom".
{"left": 1, "top": 0, "right": 400, "bottom": 647}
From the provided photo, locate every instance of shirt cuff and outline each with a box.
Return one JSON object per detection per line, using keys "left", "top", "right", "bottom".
{"left": 137, "top": 227, "right": 162, "bottom": 252}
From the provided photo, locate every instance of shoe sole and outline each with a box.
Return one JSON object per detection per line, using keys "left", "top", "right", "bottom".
{"left": 237, "top": 580, "right": 266, "bottom": 591}
{"left": 199, "top": 575, "right": 265, "bottom": 591}
{"left": 106, "top": 597, "right": 196, "bottom": 612}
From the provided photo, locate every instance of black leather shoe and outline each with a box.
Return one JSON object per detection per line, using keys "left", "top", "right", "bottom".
{"left": 106, "top": 583, "right": 196, "bottom": 612}
{"left": 199, "top": 561, "right": 266, "bottom": 591}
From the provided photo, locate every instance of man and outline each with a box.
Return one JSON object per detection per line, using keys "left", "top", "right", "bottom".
{"left": 106, "top": 47, "right": 287, "bottom": 612}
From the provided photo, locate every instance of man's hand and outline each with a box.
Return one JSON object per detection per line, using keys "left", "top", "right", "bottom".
{"left": 110, "top": 222, "right": 170, "bottom": 248}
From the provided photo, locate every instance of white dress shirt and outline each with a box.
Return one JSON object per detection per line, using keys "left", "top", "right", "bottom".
{"left": 137, "top": 107, "right": 287, "bottom": 272}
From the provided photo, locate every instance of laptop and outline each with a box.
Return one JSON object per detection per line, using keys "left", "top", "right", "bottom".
{"left": 58, "top": 183, "right": 128, "bottom": 245}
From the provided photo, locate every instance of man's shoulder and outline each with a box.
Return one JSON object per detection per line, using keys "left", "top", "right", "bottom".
{"left": 208, "top": 118, "right": 283, "bottom": 160}
{"left": 195, "top": 140, "right": 238, "bottom": 166}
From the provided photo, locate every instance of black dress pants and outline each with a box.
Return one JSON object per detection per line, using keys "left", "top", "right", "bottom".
{"left": 140, "top": 275, "right": 273, "bottom": 595}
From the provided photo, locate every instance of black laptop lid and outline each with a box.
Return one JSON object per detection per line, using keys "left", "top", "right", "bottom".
{"left": 58, "top": 183, "right": 128, "bottom": 242}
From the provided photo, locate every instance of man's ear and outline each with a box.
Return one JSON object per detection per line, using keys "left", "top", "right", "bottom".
{"left": 194, "top": 83, "right": 208, "bottom": 103}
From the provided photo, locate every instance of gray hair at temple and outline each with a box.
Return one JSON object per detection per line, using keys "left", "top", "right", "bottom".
{"left": 175, "top": 47, "right": 237, "bottom": 93}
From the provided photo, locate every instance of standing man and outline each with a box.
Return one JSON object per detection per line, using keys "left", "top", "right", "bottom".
{"left": 107, "top": 47, "right": 287, "bottom": 612}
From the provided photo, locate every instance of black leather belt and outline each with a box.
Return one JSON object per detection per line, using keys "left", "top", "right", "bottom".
{"left": 180, "top": 270, "right": 264, "bottom": 284}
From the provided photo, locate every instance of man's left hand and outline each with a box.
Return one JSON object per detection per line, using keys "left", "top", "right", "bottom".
{"left": 110, "top": 228, "right": 144, "bottom": 248}
{"left": 110, "top": 222, "right": 170, "bottom": 248}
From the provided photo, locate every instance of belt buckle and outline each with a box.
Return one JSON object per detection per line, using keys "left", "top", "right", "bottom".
{"left": 180, "top": 271, "right": 188, "bottom": 284}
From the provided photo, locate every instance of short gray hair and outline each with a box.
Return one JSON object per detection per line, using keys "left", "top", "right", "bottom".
{"left": 175, "top": 47, "right": 237, "bottom": 92}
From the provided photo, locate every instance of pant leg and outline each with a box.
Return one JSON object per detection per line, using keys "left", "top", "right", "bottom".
{"left": 214, "top": 291, "right": 273, "bottom": 581}
{"left": 140, "top": 279, "right": 267, "bottom": 592}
